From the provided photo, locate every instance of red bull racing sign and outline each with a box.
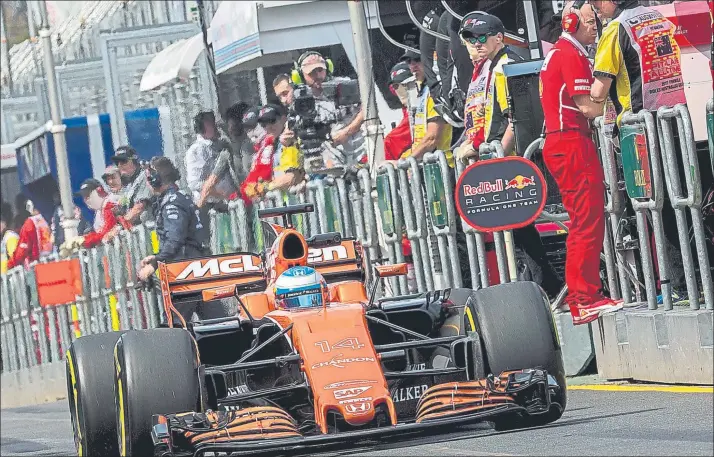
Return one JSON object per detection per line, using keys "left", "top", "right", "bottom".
{"left": 455, "top": 157, "right": 547, "bottom": 232}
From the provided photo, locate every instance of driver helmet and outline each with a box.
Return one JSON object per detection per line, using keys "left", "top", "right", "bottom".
{"left": 274, "top": 266, "right": 329, "bottom": 310}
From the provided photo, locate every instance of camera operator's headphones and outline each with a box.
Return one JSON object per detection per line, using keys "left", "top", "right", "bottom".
{"left": 291, "top": 51, "right": 334, "bottom": 85}
{"left": 561, "top": 0, "right": 586, "bottom": 34}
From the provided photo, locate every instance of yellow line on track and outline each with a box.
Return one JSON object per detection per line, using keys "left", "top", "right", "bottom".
{"left": 568, "top": 384, "right": 713, "bottom": 393}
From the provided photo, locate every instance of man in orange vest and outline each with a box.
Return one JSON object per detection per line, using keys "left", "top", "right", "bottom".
{"left": 7, "top": 199, "right": 53, "bottom": 269}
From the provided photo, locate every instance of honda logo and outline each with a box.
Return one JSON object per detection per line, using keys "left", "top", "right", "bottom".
{"left": 344, "top": 402, "right": 372, "bottom": 415}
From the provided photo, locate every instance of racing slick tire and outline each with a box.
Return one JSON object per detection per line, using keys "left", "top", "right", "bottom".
{"left": 114, "top": 328, "right": 201, "bottom": 456}
{"left": 443, "top": 282, "right": 566, "bottom": 430}
{"left": 66, "top": 331, "right": 126, "bottom": 456}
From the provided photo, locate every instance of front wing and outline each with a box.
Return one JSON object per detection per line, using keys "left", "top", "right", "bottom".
{"left": 152, "top": 369, "right": 561, "bottom": 457}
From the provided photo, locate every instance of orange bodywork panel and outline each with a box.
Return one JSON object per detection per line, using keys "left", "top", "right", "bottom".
{"left": 238, "top": 292, "right": 274, "bottom": 320}
{"left": 328, "top": 281, "right": 369, "bottom": 303}
{"left": 269, "top": 303, "right": 397, "bottom": 433}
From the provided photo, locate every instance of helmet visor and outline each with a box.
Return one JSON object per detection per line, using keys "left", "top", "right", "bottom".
{"left": 276, "top": 286, "right": 324, "bottom": 309}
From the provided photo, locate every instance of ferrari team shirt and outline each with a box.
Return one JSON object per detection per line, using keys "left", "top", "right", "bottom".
{"left": 539, "top": 33, "right": 594, "bottom": 134}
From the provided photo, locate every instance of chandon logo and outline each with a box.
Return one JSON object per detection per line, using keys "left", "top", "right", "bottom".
{"left": 311, "top": 354, "right": 376, "bottom": 370}
{"left": 175, "top": 256, "right": 261, "bottom": 280}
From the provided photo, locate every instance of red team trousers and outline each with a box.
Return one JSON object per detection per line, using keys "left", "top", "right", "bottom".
{"left": 542, "top": 130, "right": 605, "bottom": 299}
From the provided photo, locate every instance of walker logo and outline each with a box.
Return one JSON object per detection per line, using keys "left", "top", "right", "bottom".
{"left": 175, "top": 255, "right": 261, "bottom": 280}
{"left": 455, "top": 157, "right": 547, "bottom": 233}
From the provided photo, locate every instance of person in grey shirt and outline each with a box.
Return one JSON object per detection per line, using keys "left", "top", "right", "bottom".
{"left": 196, "top": 104, "right": 256, "bottom": 208}
{"left": 185, "top": 111, "right": 235, "bottom": 205}
{"left": 102, "top": 146, "right": 153, "bottom": 242}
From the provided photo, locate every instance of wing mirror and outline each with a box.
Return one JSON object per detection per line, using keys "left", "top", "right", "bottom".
{"left": 368, "top": 263, "right": 408, "bottom": 308}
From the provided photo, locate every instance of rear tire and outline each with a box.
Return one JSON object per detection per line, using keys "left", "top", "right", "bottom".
{"left": 114, "top": 328, "right": 201, "bottom": 456}
{"left": 469, "top": 281, "right": 566, "bottom": 430}
{"left": 66, "top": 331, "right": 126, "bottom": 456}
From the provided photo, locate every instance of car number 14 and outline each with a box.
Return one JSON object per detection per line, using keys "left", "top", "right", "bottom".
{"left": 315, "top": 337, "right": 365, "bottom": 353}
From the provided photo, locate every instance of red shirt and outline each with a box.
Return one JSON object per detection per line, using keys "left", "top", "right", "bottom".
{"left": 239, "top": 134, "right": 276, "bottom": 203}
{"left": 384, "top": 107, "right": 412, "bottom": 161}
{"left": 539, "top": 34, "right": 593, "bottom": 134}
{"left": 82, "top": 198, "right": 118, "bottom": 248}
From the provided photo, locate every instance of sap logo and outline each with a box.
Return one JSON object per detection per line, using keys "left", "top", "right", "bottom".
{"left": 339, "top": 397, "right": 372, "bottom": 405}
{"left": 176, "top": 256, "right": 260, "bottom": 280}
{"left": 344, "top": 402, "right": 372, "bottom": 415}
{"left": 324, "top": 380, "right": 377, "bottom": 390}
{"left": 307, "top": 245, "right": 349, "bottom": 263}
{"left": 333, "top": 386, "right": 372, "bottom": 400}
{"left": 391, "top": 384, "right": 429, "bottom": 403}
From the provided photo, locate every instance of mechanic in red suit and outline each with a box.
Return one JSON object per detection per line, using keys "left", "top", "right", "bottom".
{"left": 539, "top": 1, "right": 623, "bottom": 325}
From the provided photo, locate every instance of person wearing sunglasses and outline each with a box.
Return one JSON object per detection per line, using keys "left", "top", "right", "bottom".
{"left": 455, "top": 11, "right": 565, "bottom": 301}
{"left": 454, "top": 12, "right": 519, "bottom": 162}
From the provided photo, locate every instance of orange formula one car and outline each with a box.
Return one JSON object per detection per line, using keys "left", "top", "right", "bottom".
{"left": 65, "top": 204, "right": 566, "bottom": 457}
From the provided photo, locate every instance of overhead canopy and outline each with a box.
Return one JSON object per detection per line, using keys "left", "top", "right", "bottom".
{"left": 140, "top": 33, "right": 206, "bottom": 92}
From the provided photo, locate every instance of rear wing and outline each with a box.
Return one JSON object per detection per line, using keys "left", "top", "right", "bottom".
{"left": 159, "top": 239, "right": 365, "bottom": 303}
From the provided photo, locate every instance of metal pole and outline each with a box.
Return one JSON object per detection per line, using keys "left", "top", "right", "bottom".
{"left": 523, "top": 0, "right": 543, "bottom": 59}
{"left": 38, "top": 0, "right": 77, "bottom": 240}
{"left": 347, "top": 1, "right": 385, "bottom": 176}
{"left": 0, "top": 4, "right": 13, "bottom": 96}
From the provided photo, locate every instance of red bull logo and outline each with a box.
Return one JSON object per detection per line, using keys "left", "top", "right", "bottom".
{"left": 463, "top": 179, "right": 503, "bottom": 196}
{"left": 504, "top": 175, "right": 536, "bottom": 190}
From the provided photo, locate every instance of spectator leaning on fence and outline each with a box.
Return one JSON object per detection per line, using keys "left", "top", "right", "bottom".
{"left": 400, "top": 48, "right": 454, "bottom": 167}
{"left": 186, "top": 111, "right": 224, "bottom": 204}
{"left": 454, "top": 13, "right": 519, "bottom": 161}
{"left": 59, "top": 178, "right": 119, "bottom": 255}
{"left": 104, "top": 146, "right": 154, "bottom": 243}
{"left": 539, "top": 1, "right": 624, "bottom": 325}
{"left": 7, "top": 199, "right": 53, "bottom": 269}
{"left": 102, "top": 165, "right": 123, "bottom": 204}
{"left": 240, "top": 104, "right": 289, "bottom": 202}
{"left": 384, "top": 61, "right": 415, "bottom": 161}
{"left": 1, "top": 203, "right": 19, "bottom": 274}
{"left": 589, "top": 0, "right": 695, "bottom": 304}
{"left": 196, "top": 104, "right": 255, "bottom": 209}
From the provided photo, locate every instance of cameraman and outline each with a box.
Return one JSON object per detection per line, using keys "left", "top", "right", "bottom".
{"left": 291, "top": 51, "right": 365, "bottom": 167}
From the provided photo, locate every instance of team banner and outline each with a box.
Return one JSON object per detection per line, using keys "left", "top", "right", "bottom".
{"left": 455, "top": 157, "right": 547, "bottom": 233}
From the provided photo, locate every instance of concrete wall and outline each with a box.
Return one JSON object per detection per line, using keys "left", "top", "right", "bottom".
{"left": 0, "top": 361, "right": 67, "bottom": 409}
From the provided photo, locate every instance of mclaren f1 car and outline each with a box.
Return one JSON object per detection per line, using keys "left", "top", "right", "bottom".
{"left": 65, "top": 203, "right": 567, "bottom": 456}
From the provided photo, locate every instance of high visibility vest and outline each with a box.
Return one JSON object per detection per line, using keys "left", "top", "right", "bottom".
{"left": 30, "top": 214, "right": 53, "bottom": 257}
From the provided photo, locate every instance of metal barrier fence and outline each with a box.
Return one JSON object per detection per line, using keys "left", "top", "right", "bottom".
{"left": 594, "top": 104, "right": 713, "bottom": 311}
{"left": 0, "top": 223, "right": 159, "bottom": 373}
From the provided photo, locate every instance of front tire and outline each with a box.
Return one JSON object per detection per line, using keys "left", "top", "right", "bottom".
{"left": 66, "top": 331, "right": 126, "bottom": 456}
{"left": 114, "top": 328, "right": 201, "bottom": 456}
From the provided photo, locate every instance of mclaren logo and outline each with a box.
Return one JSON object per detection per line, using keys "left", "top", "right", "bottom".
{"left": 175, "top": 256, "right": 261, "bottom": 280}
{"left": 333, "top": 386, "right": 372, "bottom": 400}
{"left": 307, "top": 245, "right": 349, "bottom": 263}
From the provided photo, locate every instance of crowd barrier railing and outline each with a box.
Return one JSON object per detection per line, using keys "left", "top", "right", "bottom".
{"left": 0, "top": 223, "right": 160, "bottom": 374}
